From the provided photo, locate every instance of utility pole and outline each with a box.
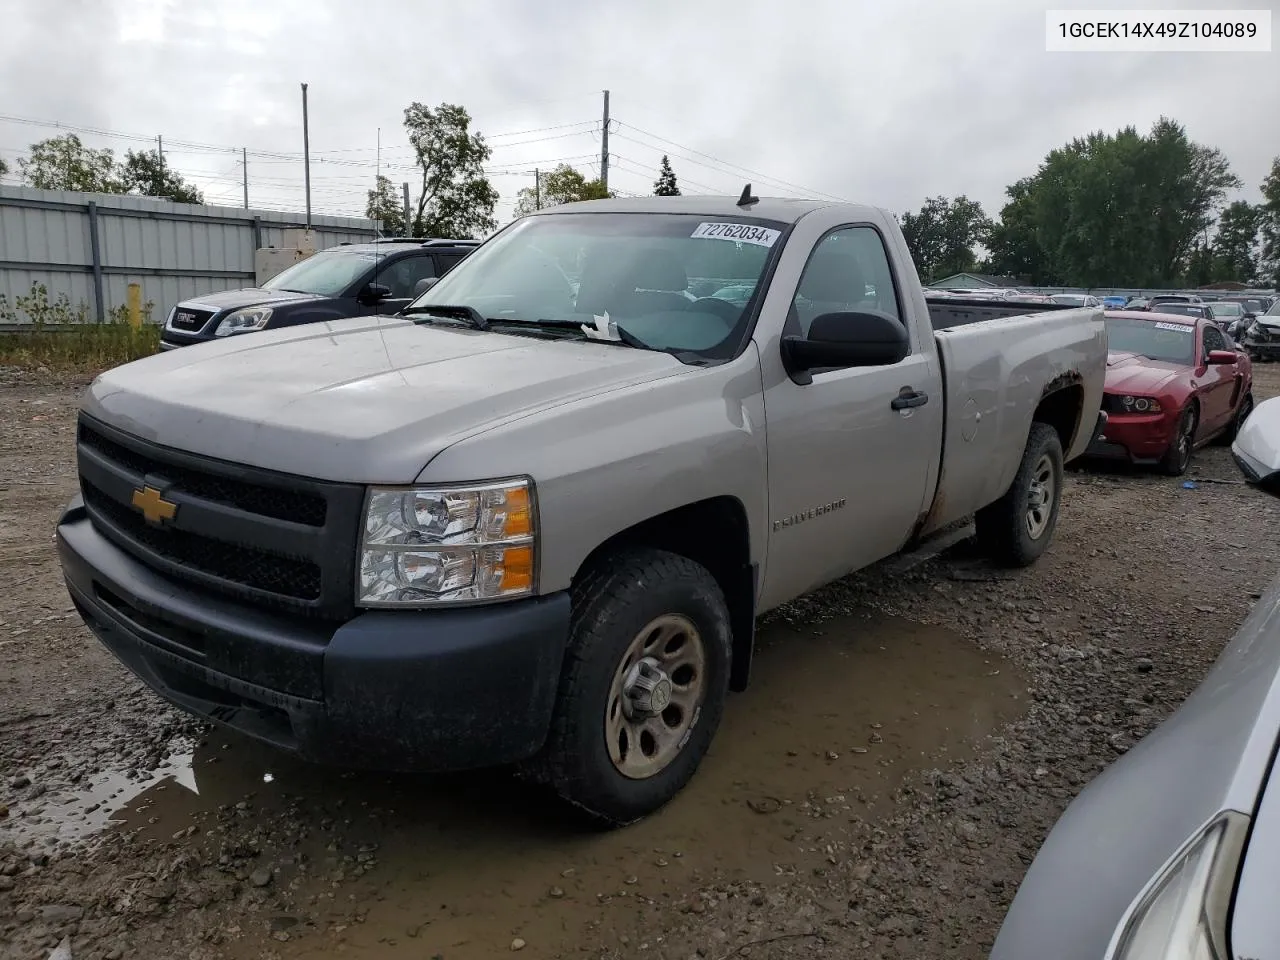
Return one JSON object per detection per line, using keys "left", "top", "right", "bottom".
{"left": 402, "top": 182, "right": 411, "bottom": 235}
{"left": 241, "top": 147, "right": 249, "bottom": 209}
{"left": 301, "top": 82, "right": 312, "bottom": 230}
{"left": 535, "top": 168, "right": 542, "bottom": 210}
{"left": 374, "top": 128, "right": 382, "bottom": 233}
{"left": 157, "top": 135, "right": 163, "bottom": 163}
{"left": 600, "top": 90, "right": 610, "bottom": 192}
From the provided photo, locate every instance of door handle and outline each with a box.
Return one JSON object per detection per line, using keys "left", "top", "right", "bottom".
{"left": 891, "top": 388, "right": 929, "bottom": 411}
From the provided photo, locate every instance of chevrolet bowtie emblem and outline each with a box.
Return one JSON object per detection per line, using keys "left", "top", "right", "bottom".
{"left": 131, "top": 485, "right": 178, "bottom": 525}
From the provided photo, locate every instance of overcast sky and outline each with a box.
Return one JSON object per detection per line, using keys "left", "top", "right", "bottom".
{"left": 0, "top": 0, "right": 1276, "bottom": 229}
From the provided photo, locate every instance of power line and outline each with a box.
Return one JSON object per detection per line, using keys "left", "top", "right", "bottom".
{"left": 613, "top": 121, "right": 847, "bottom": 202}
{"left": 610, "top": 155, "right": 725, "bottom": 195}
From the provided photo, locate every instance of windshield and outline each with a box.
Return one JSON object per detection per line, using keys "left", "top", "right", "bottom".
{"left": 1106, "top": 316, "right": 1196, "bottom": 365}
{"left": 262, "top": 251, "right": 379, "bottom": 296}
{"left": 1051, "top": 294, "right": 1086, "bottom": 306}
{"left": 1210, "top": 302, "right": 1242, "bottom": 317}
{"left": 406, "top": 212, "right": 787, "bottom": 359}
{"left": 1267, "top": 300, "right": 1280, "bottom": 317}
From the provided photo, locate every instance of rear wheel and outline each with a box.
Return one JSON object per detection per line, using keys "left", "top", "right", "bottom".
{"left": 1161, "top": 405, "right": 1198, "bottom": 475}
{"left": 975, "top": 422, "right": 1064, "bottom": 567}
{"left": 526, "top": 548, "right": 732, "bottom": 825}
{"left": 1218, "top": 391, "right": 1253, "bottom": 445}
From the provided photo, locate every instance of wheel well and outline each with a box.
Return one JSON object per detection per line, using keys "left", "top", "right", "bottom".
{"left": 573, "top": 497, "right": 756, "bottom": 692}
{"left": 1033, "top": 383, "right": 1084, "bottom": 452}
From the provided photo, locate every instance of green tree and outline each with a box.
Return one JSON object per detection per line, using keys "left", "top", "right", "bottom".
{"left": 403, "top": 101, "right": 499, "bottom": 239}
{"left": 365, "top": 174, "right": 405, "bottom": 234}
{"left": 0, "top": 157, "right": 8, "bottom": 178}
{"left": 18, "top": 134, "right": 125, "bottom": 193}
{"left": 1259, "top": 156, "right": 1280, "bottom": 289}
{"left": 1210, "top": 201, "right": 1259, "bottom": 283}
{"left": 121, "top": 148, "right": 204, "bottom": 204}
{"left": 899, "top": 195, "right": 991, "bottom": 282}
{"left": 654, "top": 155, "right": 681, "bottom": 196}
{"left": 984, "top": 178, "right": 1059, "bottom": 283}
{"left": 984, "top": 118, "right": 1239, "bottom": 287}
{"left": 513, "top": 164, "right": 613, "bottom": 217}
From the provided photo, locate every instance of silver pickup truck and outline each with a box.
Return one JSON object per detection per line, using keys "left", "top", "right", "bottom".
{"left": 55, "top": 194, "right": 1107, "bottom": 824}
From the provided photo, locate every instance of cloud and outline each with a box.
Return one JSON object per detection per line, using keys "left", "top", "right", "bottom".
{"left": 0, "top": 0, "right": 1275, "bottom": 225}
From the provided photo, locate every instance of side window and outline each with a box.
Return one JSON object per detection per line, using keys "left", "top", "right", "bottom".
{"left": 792, "top": 226, "right": 902, "bottom": 338}
{"left": 381, "top": 255, "right": 438, "bottom": 298}
{"left": 1203, "top": 325, "right": 1228, "bottom": 353}
{"left": 436, "top": 253, "right": 467, "bottom": 275}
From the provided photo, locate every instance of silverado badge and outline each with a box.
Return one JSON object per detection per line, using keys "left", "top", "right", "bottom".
{"left": 131, "top": 485, "right": 178, "bottom": 525}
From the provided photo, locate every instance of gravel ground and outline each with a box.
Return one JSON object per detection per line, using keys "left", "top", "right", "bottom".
{"left": 3, "top": 363, "right": 1280, "bottom": 960}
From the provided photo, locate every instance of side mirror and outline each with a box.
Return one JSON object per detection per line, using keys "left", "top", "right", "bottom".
{"left": 1233, "top": 396, "right": 1280, "bottom": 495}
{"left": 1207, "top": 350, "right": 1237, "bottom": 364}
{"left": 781, "top": 311, "right": 910, "bottom": 380}
{"left": 412, "top": 277, "right": 440, "bottom": 297}
{"left": 359, "top": 283, "right": 393, "bottom": 305}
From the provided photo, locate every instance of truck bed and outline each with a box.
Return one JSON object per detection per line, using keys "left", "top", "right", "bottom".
{"left": 919, "top": 303, "right": 1108, "bottom": 536}
{"left": 926, "top": 296, "right": 1074, "bottom": 331}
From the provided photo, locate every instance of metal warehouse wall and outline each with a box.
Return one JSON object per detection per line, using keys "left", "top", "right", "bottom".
{"left": 0, "top": 186, "right": 377, "bottom": 326}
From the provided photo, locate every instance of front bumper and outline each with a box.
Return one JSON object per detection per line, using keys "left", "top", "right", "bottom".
{"left": 1244, "top": 339, "right": 1280, "bottom": 359}
{"left": 56, "top": 496, "right": 572, "bottom": 771}
{"left": 1085, "top": 408, "right": 1176, "bottom": 464}
{"left": 158, "top": 330, "right": 213, "bottom": 350}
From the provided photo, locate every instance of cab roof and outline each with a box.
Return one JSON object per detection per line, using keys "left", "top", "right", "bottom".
{"left": 531, "top": 194, "right": 867, "bottom": 225}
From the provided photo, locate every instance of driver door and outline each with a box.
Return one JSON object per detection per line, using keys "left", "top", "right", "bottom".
{"left": 1196, "top": 323, "right": 1237, "bottom": 435}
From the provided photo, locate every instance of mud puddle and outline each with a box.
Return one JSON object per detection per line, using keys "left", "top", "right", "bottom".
{"left": 10, "top": 610, "right": 1025, "bottom": 958}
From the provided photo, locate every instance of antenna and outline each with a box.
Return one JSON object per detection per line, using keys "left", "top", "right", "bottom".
{"left": 737, "top": 183, "right": 758, "bottom": 207}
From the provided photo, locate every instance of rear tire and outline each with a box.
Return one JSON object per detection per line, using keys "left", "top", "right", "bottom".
{"left": 1161, "top": 405, "right": 1198, "bottom": 475}
{"left": 1218, "top": 391, "right": 1253, "bottom": 445}
{"left": 526, "top": 548, "right": 732, "bottom": 826}
{"left": 975, "top": 422, "right": 1064, "bottom": 568}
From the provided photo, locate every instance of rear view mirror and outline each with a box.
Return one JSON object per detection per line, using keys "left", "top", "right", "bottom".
{"left": 781, "top": 311, "right": 909, "bottom": 382}
{"left": 1207, "top": 350, "right": 1237, "bottom": 365}
{"left": 1233, "top": 396, "right": 1280, "bottom": 495}
{"left": 359, "top": 283, "right": 393, "bottom": 305}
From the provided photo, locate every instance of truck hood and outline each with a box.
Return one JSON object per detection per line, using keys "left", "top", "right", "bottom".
{"left": 1104, "top": 352, "right": 1180, "bottom": 394}
{"left": 84, "top": 315, "right": 685, "bottom": 482}
{"left": 181, "top": 287, "right": 326, "bottom": 311}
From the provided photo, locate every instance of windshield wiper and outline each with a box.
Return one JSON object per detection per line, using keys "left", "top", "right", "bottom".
{"left": 486, "top": 317, "right": 647, "bottom": 350}
{"left": 400, "top": 304, "right": 489, "bottom": 330}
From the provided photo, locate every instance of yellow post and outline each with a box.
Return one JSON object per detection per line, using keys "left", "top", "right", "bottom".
{"left": 126, "top": 282, "right": 142, "bottom": 328}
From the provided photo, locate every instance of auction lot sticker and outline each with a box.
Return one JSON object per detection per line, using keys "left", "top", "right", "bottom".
{"left": 691, "top": 222, "right": 781, "bottom": 247}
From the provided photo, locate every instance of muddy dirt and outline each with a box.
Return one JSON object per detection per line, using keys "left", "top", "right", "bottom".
{"left": 4, "top": 362, "right": 1280, "bottom": 960}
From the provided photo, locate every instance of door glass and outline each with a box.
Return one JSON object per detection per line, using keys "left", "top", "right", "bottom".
{"left": 378, "top": 256, "right": 438, "bottom": 299}
{"left": 1203, "top": 325, "right": 1228, "bottom": 353}
{"left": 792, "top": 226, "right": 902, "bottom": 338}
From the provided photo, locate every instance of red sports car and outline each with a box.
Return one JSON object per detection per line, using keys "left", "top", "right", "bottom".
{"left": 1087, "top": 310, "right": 1254, "bottom": 475}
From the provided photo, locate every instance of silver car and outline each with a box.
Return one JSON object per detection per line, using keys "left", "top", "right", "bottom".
{"left": 989, "top": 398, "right": 1280, "bottom": 959}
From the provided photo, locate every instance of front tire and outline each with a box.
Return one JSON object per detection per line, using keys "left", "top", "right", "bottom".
{"left": 1161, "top": 405, "right": 1198, "bottom": 475}
{"left": 529, "top": 548, "right": 732, "bottom": 826}
{"left": 975, "top": 422, "right": 1064, "bottom": 568}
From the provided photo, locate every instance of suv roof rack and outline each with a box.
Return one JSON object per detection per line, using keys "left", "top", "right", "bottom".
{"left": 420, "top": 238, "right": 481, "bottom": 247}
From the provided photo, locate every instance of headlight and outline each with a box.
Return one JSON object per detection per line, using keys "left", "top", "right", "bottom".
{"left": 1108, "top": 811, "right": 1248, "bottom": 960}
{"left": 1120, "top": 395, "right": 1163, "bottom": 413}
{"left": 214, "top": 306, "right": 273, "bottom": 337}
{"left": 358, "top": 478, "right": 536, "bottom": 606}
